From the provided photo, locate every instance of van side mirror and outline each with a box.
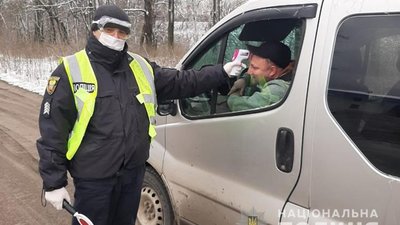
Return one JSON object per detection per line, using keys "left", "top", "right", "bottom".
{"left": 157, "top": 100, "right": 177, "bottom": 116}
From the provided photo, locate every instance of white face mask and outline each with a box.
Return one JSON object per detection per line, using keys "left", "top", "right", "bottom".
{"left": 98, "top": 32, "right": 126, "bottom": 51}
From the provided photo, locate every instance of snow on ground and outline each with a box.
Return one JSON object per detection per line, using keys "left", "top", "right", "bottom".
{"left": 0, "top": 55, "right": 57, "bottom": 95}
{"left": 0, "top": 53, "right": 182, "bottom": 95}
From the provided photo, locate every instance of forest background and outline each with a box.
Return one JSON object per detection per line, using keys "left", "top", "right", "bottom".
{"left": 0, "top": 0, "right": 246, "bottom": 61}
{"left": 0, "top": 0, "right": 246, "bottom": 93}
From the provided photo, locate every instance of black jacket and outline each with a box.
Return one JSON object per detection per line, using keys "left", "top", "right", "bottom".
{"left": 37, "top": 35, "right": 228, "bottom": 191}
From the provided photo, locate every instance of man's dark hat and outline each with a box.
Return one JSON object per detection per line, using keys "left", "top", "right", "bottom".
{"left": 92, "top": 4, "right": 131, "bottom": 34}
{"left": 247, "top": 41, "right": 291, "bottom": 68}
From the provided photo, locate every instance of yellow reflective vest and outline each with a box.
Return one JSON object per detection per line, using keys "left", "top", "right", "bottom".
{"left": 62, "top": 50, "right": 157, "bottom": 160}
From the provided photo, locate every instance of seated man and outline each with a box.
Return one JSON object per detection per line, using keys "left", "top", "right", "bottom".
{"left": 227, "top": 41, "right": 293, "bottom": 111}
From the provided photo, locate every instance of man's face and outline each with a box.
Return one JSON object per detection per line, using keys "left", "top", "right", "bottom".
{"left": 247, "top": 54, "right": 277, "bottom": 84}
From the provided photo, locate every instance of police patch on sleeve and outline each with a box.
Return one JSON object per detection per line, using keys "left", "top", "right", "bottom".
{"left": 46, "top": 76, "right": 60, "bottom": 95}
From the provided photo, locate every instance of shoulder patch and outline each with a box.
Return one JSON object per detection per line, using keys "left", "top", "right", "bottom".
{"left": 47, "top": 76, "right": 60, "bottom": 95}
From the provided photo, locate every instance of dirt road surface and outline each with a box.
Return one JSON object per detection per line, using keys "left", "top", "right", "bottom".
{"left": 0, "top": 80, "right": 72, "bottom": 224}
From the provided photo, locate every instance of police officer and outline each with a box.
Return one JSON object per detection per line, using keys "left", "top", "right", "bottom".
{"left": 37, "top": 4, "right": 239, "bottom": 225}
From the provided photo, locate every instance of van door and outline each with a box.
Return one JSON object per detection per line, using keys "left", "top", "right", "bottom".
{"left": 162, "top": 3, "right": 321, "bottom": 225}
{"left": 305, "top": 0, "right": 400, "bottom": 224}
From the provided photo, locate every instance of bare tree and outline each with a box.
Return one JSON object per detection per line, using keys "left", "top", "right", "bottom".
{"left": 68, "top": 1, "right": 95, "bottom": 35}
{"left": 33, "top": 0, "right": 44, "bottom": 43}
{"left": 167, "top": 0, "right": 174, "bottom": 48}
{"left": 141, "top": 0, "right": 156, "bottom": 50}
{"left": 212, "top": 0, "right": 220, "bottom": 25}
{"left": 0, "top": 1, "right": 6, "bottom": 30}
{"left": 220, "top": 0, "right": 246, "bottom": 18}
{"left": 0, "top": 0, "right": 247, "bottom": 56}
{"left": 27, "top": 0, "right": 70, "bottom": 43}
{"left": 46, "top": 0, "right": 69, "bottom": 43}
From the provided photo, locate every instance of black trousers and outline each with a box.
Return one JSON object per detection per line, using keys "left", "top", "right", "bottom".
{"left": 72, "top": 165, "right": 145, "bottom": 225}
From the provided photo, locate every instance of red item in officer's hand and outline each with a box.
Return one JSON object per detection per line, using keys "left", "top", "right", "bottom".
{"left": 62, "top": 200, "right": 94, "bottom": 225}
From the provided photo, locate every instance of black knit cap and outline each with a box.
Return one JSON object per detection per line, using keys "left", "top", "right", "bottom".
{"left": 92, "top": 4, "right": 131, "bottom": 34}
{"left": 247, "top": 41, "right": 291, "bottom": 68}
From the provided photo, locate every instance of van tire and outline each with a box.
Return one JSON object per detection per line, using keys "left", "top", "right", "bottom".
{"left": 136, "top": 166, "right": 175, "bottom": 225}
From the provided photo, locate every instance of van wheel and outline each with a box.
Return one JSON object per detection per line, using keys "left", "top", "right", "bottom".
{"left": 136, "top": 167, "right": 175, "bottom": 225}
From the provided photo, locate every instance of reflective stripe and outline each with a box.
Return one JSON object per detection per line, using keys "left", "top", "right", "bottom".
{"left": 136, "top": 94, "right": 155, "bottom": 105}
{"left": 142, "top": 94, "right": 155, "bottom": 104}
{"left": 128, "top": 52, "right": 157, "bottom": 139}
{"left": 64, "top": 54, "right": 84, "bottom": 118}
{"left": 63, "top": 50, "right": 98, "bottom": 160}
{"left": 65, "top": 55, "right": 82, "bottom": 84}
{"left": 129, "top": 53, "right": 157, "bottom": 106}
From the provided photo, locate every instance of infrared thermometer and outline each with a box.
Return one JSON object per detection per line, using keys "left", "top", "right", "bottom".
{"left": 230, "top": 49, "right": 249, "bottom": 76}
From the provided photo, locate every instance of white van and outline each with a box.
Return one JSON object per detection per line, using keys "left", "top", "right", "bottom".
{"left": 136, "top": 0, "right": 400, "bottom": 224}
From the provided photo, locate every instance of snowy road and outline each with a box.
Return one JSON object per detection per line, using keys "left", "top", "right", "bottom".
{"left": 0, "top": 80, "right": 71, "bottom": 224}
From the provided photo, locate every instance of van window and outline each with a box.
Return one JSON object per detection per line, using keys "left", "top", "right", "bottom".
{"left": 327, "top": 14, "right": 400, "bottom": 177}
{"left": 181, "top": 19, "right": 304, "bottom": 118}
{"left": 192, "top": 40, "right": 222, "bottom": 70}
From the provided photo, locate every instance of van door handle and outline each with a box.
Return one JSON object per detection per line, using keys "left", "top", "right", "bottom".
{"left": 276, "top": 128, "right": 294, "bottom": 173}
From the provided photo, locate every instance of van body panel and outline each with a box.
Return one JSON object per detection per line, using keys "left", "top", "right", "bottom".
{"left": 159, "top": 2, "right": 322, "bottom": 224}
{"left": 304, "top": 0, "right": 400, "bottom": 224}
{"left": 145, "top": 0, "right": 400, "bottom": 224}
{"left": 147, "top": 115, "right": 167, "bottom": 174}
